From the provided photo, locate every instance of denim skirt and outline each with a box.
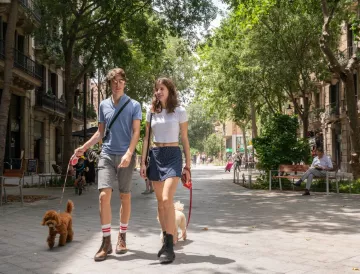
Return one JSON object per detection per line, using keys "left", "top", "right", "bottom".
{"left": 147, "top": 147, "right": 182, "bottom": 182}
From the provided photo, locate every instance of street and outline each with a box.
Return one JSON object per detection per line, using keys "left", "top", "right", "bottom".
{"left": 1, "top": 166, "right": 360, "bottom": 274}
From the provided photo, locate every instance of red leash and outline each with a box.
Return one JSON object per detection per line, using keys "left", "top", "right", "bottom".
{"left": 182, "top": 167, "right": 192, "bottom": 228}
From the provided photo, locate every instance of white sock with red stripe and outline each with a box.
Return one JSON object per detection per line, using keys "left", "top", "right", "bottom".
{"left": 102, "top": 224, "right": 111, "bottom": 237}
{"left": 120, "top": 223, "right": 128, "bottom": 234}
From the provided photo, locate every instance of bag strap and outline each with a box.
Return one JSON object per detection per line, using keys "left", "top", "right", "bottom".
{"left": 145, "top": 113, "right": 153, "bottom": 164}
{"left": 107, "top": 98, "right": 131, "bottom": 131}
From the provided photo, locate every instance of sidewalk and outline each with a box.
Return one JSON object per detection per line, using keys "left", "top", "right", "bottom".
{"left": 1, "top": 167, "right": 360, "bottom": 274}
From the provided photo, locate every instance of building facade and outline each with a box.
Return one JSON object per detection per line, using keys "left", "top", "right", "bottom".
{"left": 308, "top": 22, "right": 359, "bottom": 173}
{"left": 0, "top": 1, "right": 93, "bottom": 173}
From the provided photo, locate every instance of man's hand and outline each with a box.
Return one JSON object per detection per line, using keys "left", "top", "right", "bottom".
{"left": 74, "top": 146, "right": 86, "bottom": 157}
{"left": 118, "top": 152, "right": 132, "bottom": 168}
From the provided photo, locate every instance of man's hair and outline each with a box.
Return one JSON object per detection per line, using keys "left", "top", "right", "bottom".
{"left": 106, "top": 68, "right": 126, "bottom": 85}
{"left": 316, "top": 147, "right": 324, "bottom": 153}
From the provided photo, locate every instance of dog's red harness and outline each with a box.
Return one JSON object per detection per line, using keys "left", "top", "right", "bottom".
{"left": 181, "top": 167, "right": 192, "bottom": 228}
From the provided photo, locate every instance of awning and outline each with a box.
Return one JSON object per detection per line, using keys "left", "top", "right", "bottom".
{"left": 72, "top": 126, "right": 98, "bottom": 137}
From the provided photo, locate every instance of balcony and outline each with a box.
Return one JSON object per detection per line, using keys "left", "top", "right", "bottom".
{"left": 35, "top": 91, "right": 93, "bottom": 123}
{"left": 0, "top": 39, "right": 43, "bottom": 89}
{"left": 324, "top": 103, "right": 340, "bottom": 122}
{"left": 336, "top": 47, "right": 355, "bottom": 66}
{"left": 19, "top": 0, "right": 41, "bottom": 21}
{"left": 35, "top": 91, "right": 67, "bottom": 116}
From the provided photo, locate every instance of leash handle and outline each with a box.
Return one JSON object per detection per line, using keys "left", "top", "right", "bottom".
{"left": 181, "top": 166, "right": 192, "bottom": 228}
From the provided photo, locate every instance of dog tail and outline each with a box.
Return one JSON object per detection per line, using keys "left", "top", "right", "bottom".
{"left": 174, "top": 201, "right": 184, "bottom": 211}
{"left": 66, "top": 200, "right": 74, "bottom": 214}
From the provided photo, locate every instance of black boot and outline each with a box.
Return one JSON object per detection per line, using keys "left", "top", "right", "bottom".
{"left": 157, "top": 231, "right": 167, "bottom": 257}
{"left": 159, "top": 233, "right": 175, "bottom": 264}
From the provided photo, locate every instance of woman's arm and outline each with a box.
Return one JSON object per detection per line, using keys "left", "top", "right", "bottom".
{"left": 180, "top": 122, "right": 191, "bottom": 168}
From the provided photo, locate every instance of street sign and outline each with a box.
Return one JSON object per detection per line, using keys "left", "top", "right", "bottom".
{"left": 226, "top": 148, "right": 232, "bottom": 153}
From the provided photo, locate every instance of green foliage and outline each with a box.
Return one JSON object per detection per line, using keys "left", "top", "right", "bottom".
{"left": 86, "top": 104, "right": 97, "bottom": 120}
{"left": 204, "top": 133, "right": 223, "bottom": 157}
{"left": 253, "top": 114, "right": 311, "bottom": 171}
{"left": 187, "top": 103, "right": 215, "bottom": 152}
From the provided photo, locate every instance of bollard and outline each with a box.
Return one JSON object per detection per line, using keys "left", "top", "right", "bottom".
{"left": 249, "top": 175, "right": 252, "bottom": 189}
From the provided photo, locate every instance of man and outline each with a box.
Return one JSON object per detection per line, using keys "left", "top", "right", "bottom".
{"left": 293, "top": 147, "right": 333, "bottom": 196}
{"left": 74, "top": 68, "right": 141, "bottom": 261}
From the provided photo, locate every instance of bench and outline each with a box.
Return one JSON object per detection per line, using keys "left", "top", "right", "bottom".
{"left": 269, "top": 164, "right": 339, "bottom": 195}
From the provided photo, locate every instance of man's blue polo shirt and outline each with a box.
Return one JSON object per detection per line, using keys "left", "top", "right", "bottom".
{"left": 98, "top": 94, "right": 142, "bottom": 155}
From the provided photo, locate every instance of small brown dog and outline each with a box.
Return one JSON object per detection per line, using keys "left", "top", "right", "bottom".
{"left": 41, "top": 200, "right": 74, "bottom": 249}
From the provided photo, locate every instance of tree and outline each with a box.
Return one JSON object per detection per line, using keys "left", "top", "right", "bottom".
{"left": 187, "top": 102, "right": 215, "bottom": 152}
{"left": 35, "top": 0, "right": 217, "bottom": 173}
{"left": 319, "top": 0, "right": 360, "bottom": 178}
{"left": 253, "top": 114, "right": 311, "bottom": 172}
{"left": 204, "top": 133, "right": 223, "bottom": 157}
{"left": 0, "top": 0, "right": 18, "bottom": 176}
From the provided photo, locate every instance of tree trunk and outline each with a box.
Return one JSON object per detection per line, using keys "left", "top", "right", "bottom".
{"left": 301, "top": 96, "right": 310, "bottom": 139}
{"left": 250, "top": 103, "right": 257, "bottom": 157}
{"left": 250, "top": 103, "right": 258, "bottom": 138}
{"left": 62, "top": 74, "right": 75, "bottom": 174}
{"left": 242, "top": 125, "right": 248, "bottom": 166}
{"left": 0, "top": 0, "right": 18, "bottom": 176}
{"left": 344, "top": 73, "right": 360, "bottom": 179}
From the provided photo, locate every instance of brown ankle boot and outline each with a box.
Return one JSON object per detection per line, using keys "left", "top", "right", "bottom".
{"left": 94, "top": 236, "right": 112, "bottom": 262}
{"left": 115, "top": 232, "right": 127, "bottom": 254}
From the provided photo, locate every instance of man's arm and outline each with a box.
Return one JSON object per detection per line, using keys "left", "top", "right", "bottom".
{"left": 127, "top": 119, "right": 141, "bottom": 155}
{"left": 75, "top": 123, "right": 105, "bottom": 156}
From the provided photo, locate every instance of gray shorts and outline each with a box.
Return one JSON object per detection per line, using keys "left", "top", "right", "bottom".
{"left": 97, "top": 152, "right": 136, "bottom": 193}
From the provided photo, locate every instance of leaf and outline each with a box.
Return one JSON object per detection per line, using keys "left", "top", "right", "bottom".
{"left": 202, "top": 227, "right": 209, "bottom": 231}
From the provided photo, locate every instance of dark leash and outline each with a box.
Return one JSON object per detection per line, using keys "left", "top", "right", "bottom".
{"left": 181, "top": 167, "right": 193, "bottom": 228}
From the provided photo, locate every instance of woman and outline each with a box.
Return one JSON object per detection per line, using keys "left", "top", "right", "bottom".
{"left": 140, "top": 78, "right": 191, "bottom": 264}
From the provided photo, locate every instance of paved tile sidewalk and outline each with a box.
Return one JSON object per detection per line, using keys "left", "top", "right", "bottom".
{"left": 0, "top": 167, "right": 360, "bottom": 274}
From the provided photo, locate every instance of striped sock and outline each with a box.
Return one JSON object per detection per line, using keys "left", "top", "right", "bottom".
{"left": 102, "top": 224, "right": 111, "bottom": 237}
{"left": 120, "top": 223, "right": 128, "bottom": 233}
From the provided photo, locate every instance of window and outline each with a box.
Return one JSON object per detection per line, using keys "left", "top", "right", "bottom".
{"left": 347, "top": 24, "right": 354, "bottom": 56}
{"left": 315, "top": 92, "right": 320, "bottom": 109}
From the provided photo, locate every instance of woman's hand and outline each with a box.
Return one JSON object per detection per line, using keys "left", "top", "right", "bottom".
{"left": 140, "top": 163, "right": 147, "bottom": 179}
{"left": 182, "top": 167, "right": 191, "bottom": 183}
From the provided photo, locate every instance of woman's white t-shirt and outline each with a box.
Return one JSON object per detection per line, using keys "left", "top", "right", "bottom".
{"left": 146, "top": 106, "right": 188, "bottom": 143}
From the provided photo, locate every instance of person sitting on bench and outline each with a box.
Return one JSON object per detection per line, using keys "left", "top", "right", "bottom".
{"left": 293, "top": 147, "right": 333, "bottom": 196}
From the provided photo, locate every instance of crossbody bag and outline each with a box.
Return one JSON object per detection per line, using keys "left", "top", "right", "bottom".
{"left": 102, "top": 98, "right": 131, "bottom": 142}
{"left": 145, "top": 113, "right": 153, "bottom": 177}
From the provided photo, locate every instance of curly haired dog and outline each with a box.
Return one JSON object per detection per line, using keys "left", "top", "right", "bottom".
{"left": 159, "top": 201, "right": 187, "bottom": 244}
{"left": 41, "top": 200, "right": 74, "bottom": 249}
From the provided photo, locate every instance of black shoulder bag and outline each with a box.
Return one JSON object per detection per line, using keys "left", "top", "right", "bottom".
{"left": 102, "top": 98, "right": 131, "bottom": 142}
{"left": 145, "top": 113, "right": 153, "bottom": 177}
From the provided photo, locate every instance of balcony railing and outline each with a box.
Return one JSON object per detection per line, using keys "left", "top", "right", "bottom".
{"left": 35, "top": 91, "right": 67, "bottom": 114}
{"left": 19, "top": 0, "right": 41, "bottom": 21}
{"left": 35, "top": 91, "right": 86, "bottom": 120}
{"left": 0, "top": 40, "right": 44, "bottom": 81}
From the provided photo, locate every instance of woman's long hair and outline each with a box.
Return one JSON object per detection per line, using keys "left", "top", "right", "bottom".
{"left": 151, "top": 78, "right": 179, "bottom": 113}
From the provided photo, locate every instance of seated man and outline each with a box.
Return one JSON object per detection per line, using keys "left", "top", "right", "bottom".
{"left": 293, "top": 147, "right": 333, "bottom": 196}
